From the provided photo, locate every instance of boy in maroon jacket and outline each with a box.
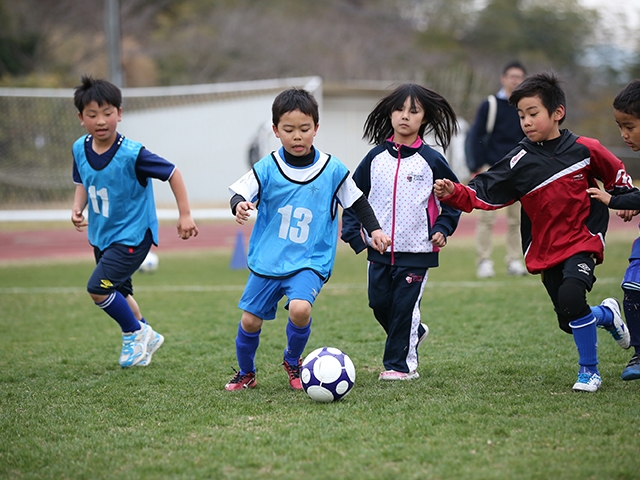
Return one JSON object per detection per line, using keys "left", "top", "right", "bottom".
{"left": 435, "top": 72, "right": 633, "bottom": 393}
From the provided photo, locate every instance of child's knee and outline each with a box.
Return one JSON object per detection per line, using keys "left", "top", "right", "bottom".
{"left": 288, "top": 300, "right": 312, "bottom": 326}
{"left": 89, "top": 291, "right": 108, "bottom": 304}
{"left": 241, "top": 311, "right": 263, "bottom": 333}
{"left": 555, "top": 279, "right": 590, "bottom": 333}
{"left": 557, "top": 279, "right": 590, "bottom": 319}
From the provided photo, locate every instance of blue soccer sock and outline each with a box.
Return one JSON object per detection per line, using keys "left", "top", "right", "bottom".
{"left": 569, "top": 313, "right": 599, "bottom": 374}
{"left": 236, "top": 323, "right": 260, "bottom": 375}
{"left": 96, "top": 291, "right": 141, "bottom": 333}
{"left": 591, "top": 304, "right": 613, "bottom": 328}
{"left": 284, "top": 318, "right": 311, "bottom": 365}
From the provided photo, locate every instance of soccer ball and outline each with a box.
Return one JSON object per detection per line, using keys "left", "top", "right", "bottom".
{"left": 138, "top": 251, "right": 159, "bottom": 273}
{"left": 301, "top": 347, "right": 356, "bottom": 403}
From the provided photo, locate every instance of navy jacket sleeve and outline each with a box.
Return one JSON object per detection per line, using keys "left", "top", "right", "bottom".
{"left": 340, "top": 153, "right": 373, "bottom": 254}
{"left": 608, "top": 188, "right": 640, "bottom": 210}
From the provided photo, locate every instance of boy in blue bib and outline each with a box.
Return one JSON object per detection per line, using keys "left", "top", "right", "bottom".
{"left": 225, "top": 88, "right": 389, "bottom": 391}
{"left": 71, "top": 76, "right": 198, "bottom": 367}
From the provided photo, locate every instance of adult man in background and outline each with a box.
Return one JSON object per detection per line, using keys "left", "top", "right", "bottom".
{"left": 466, "top": 60, "right": 528, "bottom": 278}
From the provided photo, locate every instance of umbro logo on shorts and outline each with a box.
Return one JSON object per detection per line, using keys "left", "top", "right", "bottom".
{"left": 577, "top": 263, "right": 591, "bottom": 275}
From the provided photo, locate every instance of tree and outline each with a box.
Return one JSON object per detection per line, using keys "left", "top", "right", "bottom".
{"left": 465, "top": 0, "right": 597, "bottom": 73}
{"left": 0, "top": 0, "right": 40, "bottom": 77}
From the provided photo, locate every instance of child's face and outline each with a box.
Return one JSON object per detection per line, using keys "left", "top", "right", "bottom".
{"left": 272, "top": 109, "right": 318, "bottom": 157}
{"left": 516, "top": 95, "right": 563, "bottom": 143}
{"left": 78, "top": 100, "right": 121, "bottom": 148}
{"left": 614, "top": 109, "right": 640, "bottom": 152}
{"left": 390, "top": 96, "right": 426, "bottom": 145}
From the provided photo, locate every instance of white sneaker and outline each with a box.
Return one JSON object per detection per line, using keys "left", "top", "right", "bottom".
{"left": 477, "top": 260, "right": 495, "bottom": 279}
{"left": 417, "top": 323, "right": 429, "bottom": 350}
{"left": 599, "top": 298, "right": 630, "bottom": 349}
{"left": 379, "top": 370, "right": 420, "bottom": 381}
{"left": 119, "top": 322, "right": 153, "bottom": 368}
{"left": 507, "top": 260, "right": 527, "bottom": 276}
{"left": 136, "top": 324, "right": 165, "bottom": 367}
{"left": 572, "top": 371, "right": 602, "bottom": 392}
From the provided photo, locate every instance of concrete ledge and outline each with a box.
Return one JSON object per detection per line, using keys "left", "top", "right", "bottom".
{"left": 0, "top": 208, "right": 234, "bottom": 222}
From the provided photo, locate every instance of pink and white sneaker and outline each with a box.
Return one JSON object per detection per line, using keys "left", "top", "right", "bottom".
{"left": 378, "top": 370, "right": 420, "bottom": 381}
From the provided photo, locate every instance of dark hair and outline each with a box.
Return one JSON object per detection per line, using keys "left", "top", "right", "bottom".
{"left": 509, "top": 72, "right": 566, "bottom": 125}
{"left": 272, "top": 88, "right": 319, "bottom": 126}
{"left": 73, "top": 75, "right": 122, "bottom": 113}
{"left": 613, "top": 80, "right": 640, "bottom": 119}
{"left": 363, "top": 83, "right": 458, "bottom": 149}
{"left": 502, "top": 60, "right": 527, "bottom": 76}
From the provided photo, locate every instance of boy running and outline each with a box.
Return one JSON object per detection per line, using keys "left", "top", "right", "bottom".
{"left": 225, "top": 88, "right": 389, "bottom": 391}
{"left": 435, "top": 72, "right": 633, "bottom": 392}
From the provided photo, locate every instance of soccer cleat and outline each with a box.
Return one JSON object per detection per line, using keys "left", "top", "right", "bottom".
{"left": 599, "top": 298, "right": 631, "bottom": 349}
{"left": 282, "top": 358, "right": 303, "bottom": 390}
{"left": 477, "top": 260, "right": 495, "bottom": 279}
{"left": 136, "top": 326, "right": 164, "bottom": 367}
{"left": 378, "top": 370, "right": 420, "bottom": 381}
{"left": 621, "top": 353, "right": 640, "bottom": 381}
{"left": 572, "top": 371, "right": 602, "bottom": 392}
{"left": 119, "top": 322, "right": 153, "bottom": 368}
{"left": 507, "top": 260, "right": 527, "bottom": 276}
{"left": 417, "top": 323, "right": 429, "bottom": 350}
{"left": 225, "top": 369, "right": 257, "bottom": 391}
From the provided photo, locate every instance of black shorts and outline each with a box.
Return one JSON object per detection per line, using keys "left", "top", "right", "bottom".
{"left": 541, "top": 252, "right": 597, "bottom": 292}
{"left": 87, "top": 229, "right": 153, "bottom": 296}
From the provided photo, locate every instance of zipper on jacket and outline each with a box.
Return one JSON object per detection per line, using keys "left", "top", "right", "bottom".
{"left": 390, "top": 143, "right": 402, "bottom": 264}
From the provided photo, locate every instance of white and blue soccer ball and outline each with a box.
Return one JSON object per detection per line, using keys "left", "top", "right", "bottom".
{"left": 301, "top": 347, "right": 356, "bottom": 403}
{"left": 138, "top": 251, "right": 159, "bottom": 273}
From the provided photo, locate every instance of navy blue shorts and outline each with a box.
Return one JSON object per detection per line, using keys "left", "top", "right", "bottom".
{"left": 622, "top": 259, "right": 640, "bottom": 291}
{"left": 238, "top": 269, "right": 325, "bottom": 320}
{"left": 622, "top": 236, "right": 640, "bottom": 291}
{"left": 87, "top": 229, "right": 153, "bottom": 296}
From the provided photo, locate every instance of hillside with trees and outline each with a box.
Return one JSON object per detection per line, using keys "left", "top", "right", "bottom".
{"left": 0, "top": 0, "right": 638, "bottom": 143}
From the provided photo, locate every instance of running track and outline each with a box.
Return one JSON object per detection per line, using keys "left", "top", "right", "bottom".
{"left": 1, "top": 214, "right": 638, "bottom": 262}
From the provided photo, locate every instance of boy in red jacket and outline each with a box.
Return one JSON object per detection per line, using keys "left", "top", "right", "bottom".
{"left": 435, "top": 72, "right": 633, "bottom": 392}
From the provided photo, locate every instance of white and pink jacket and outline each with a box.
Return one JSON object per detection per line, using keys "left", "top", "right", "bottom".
{"left": 341, "top": 137, "right": 460, "bottom": 268}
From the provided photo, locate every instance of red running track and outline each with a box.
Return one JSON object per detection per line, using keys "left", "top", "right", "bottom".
{"left": 1, "top": 214, "right": 638, "bottom": 262}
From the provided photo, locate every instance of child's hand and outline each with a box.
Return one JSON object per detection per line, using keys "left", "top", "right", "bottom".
{"left": 71, "top": 209, "right": 87, "bottom": 232}
{"left": 177, "top": 214, "right": 199, "bottom": 239}
{"left": 370, "top": 229, "right": 391, "bottom": 254}
{"left": 430, "top": 231, "right": 447, "bottom": 248}
{"left": 586, "top": 187, "right": 611, "bottom": 206}
{"left": 616, "top": 209, "right": 639, "bottom": 222}
{"left": 235, "top": 201, "right": 255, "bottom": 225}
{"left": 434, "top": 179, "right": 454, "bottom": 199}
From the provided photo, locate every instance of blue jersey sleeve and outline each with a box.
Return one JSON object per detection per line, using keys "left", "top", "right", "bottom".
{"left": 135, "top": 148, "right": 176, "bottom": 185}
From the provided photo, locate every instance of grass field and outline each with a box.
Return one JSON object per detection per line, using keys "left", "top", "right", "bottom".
{"left": 1, "top": 233, "right": 639, "bottom": 479}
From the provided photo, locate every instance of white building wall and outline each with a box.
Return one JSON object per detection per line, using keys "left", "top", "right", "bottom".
{"left": 121, "top": 95, "right": 274, "bottom": 207}
{"left": 317, "top": 95, "right": 380, "bottom": 171}
{"left": 120, "top": 79, "right": 469, "bottom": 207}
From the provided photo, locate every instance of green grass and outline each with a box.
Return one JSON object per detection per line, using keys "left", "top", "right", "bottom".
{"left": 1, "top": 234, "right": 640, "bottom": 480}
